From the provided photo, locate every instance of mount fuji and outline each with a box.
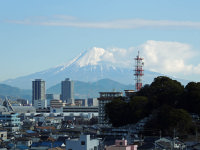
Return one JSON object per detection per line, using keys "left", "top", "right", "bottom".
{"left": 2, "top": 47, "right": 188, "bottom": 89}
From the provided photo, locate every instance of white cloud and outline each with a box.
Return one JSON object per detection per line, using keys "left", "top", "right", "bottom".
{"left": 52, "top": 15, "right": 77, "bottom": 20}
{"left": 6, "top": 16, "right": 200, "bottom": 29}
{"left": 140, "top": 40, "right": 200, "bottom": 77}
{"left": 78, "top": 41, "right": 200, "bottom": 79}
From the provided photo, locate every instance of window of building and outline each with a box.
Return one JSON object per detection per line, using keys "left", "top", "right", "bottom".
{"left": 94, "top": 146, "right": 97, "bottom": 150}
{"left": 120, "top": 142, "right": 123, "bottom": 145}
{"left": 68, "top": 149, "right": 72, "bottom": 150}
{"left": 81, "top": 141, "right": 85, "bottom": 145}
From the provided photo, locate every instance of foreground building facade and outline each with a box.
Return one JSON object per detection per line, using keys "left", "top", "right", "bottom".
{"left": 66, "top": 134, "right": 100, "bottom": 150}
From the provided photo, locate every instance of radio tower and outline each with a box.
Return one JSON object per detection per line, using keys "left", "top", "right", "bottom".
{"left": 134, "top": 51, "right": 144, "bottom": 91}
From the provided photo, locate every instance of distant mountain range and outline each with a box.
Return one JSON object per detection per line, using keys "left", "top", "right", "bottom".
{"left": 0, "top": 84, "right": 31, "bottom": 100}
{"left": 2, "top": 47, "right": 176, "bottom": 89}
{"left": 0, "top": 79, "right": 133, "bottom": 101}
{"left": 1, "top": 47, "right": 190, "bottom": 99}
{"left": 0, "top": 76, "right": 190, "bottom": 102}
{"left": 47, "top": 78, "right": 133, "bottom": 98}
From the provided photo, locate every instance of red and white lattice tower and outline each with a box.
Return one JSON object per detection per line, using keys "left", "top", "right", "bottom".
{"left": 134, "top": 51, "right": 144, "bottom": 91}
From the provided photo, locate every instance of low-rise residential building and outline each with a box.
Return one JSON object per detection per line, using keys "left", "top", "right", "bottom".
{"left": 138, "top": 137, "right": 187, "bottom": 150}
{"left": 66, "top": 134, "right": 100, "bottom": 150}
{"left": 155, "top": 137, "right": 186, "bottom": 150}
{"left": 106, "top": 139, "right": 137, "bottom": 150}
{"left": 0, "top": 112, "right": 20, "bottom": 127}
{"left": 50, "top": 99, "right": 65, "bottom": 108}
{"left": 16, "top": 137, "right": 33, "bottom": 147}
{"left": 0, "top": 130, "right": 7, "bottom": 141}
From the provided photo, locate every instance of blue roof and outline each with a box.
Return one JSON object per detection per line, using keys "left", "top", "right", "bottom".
{"left": 26, "top": 130, "right": 36, "bottom": 134}
{"left": 31, "top": 141, "right": 63, "bottom": 148}
{"left": 31, "top": 142, "right": 40, "bottom": 147}
{"left": 17, "top": 145, "right": 29, "bottom": 150}
{"left": 7, "top": 143, "right": 14, "bottom": 148}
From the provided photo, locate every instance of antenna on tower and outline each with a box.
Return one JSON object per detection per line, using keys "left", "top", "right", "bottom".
{"left": 134, "top": 51, "right": 144, "bottom": 91}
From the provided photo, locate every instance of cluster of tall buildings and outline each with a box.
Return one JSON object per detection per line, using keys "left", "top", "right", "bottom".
{"left": 32, "top": 78, "right": 74, "bottom": 109}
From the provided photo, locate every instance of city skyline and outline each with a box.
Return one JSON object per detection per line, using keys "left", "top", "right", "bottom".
{"left": 1, "top": 1, "right": 200, "bottom": 82}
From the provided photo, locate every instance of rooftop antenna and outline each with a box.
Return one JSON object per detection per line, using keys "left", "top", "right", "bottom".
{"left": 134, "top": 51, "right": 144, "bottom": 91}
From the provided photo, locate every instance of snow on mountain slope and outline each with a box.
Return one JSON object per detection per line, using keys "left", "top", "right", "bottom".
{"left": 2, "top": 47, "right": 188, "bottom": 89}
{"left": 57, "top": 47, "right": 116, "bottom": 70}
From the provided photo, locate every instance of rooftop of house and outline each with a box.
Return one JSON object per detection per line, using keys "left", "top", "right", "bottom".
{"left": 47, "top": 147, "right": 65, "bottom": 150}
{"left": 15, "top": 137, "right": 32, "bottom": 141}
{"left": 36, "top": 126, "right": 56, "bottom": 130}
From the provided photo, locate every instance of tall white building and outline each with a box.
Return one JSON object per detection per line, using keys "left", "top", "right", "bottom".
{"left": 32, "top": 79, "right": 46, "bottom": 108}
{"left": 33, "top": 99, "right": 47, "bottom": 109}
{"left": 61, "top": 78, "right": 74, "bottom": 104}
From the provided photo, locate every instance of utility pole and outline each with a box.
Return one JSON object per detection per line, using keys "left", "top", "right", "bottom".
{"left": 159, "top": 130, "right": 162, "bottom": 139}
{"left": 173, "top": 128, "right": 176, "bottom": 150}
{"left": 196, "top": 125, "right": 198, "bottom": 142}
{"left": 140, "top": 133, "right": 143, "bottom": 146}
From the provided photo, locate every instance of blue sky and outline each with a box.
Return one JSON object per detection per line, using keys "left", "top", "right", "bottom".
{"left": 1, "top": 0, "right": 200, "bottom": 82}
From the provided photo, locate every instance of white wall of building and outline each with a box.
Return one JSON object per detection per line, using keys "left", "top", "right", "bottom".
{"left": 34, "top": 99, "right": 47, "bottom": 109}
{"left": 66, "top": 135, "right": 99, "bottom": 150}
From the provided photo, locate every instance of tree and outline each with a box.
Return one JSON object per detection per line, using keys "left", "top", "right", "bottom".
{"left": 137, "top": 84, "right": 151, "bottom": 97}
{"left": 105, "top": 98, "right": 129, "bottom": 127}
{"left": 148, "top": 76, "right": 184, "bottom": 108}
{"left": 104, "top": 76, "right": 195, "bottom": 132}
{"left": 182, "top": 82, "right": 200, "bottom": 114}
{"left": 129, "top": 96, "right": 148, "bottom": 123}
{"left": 105, "top": 96, "right": 148, "bottom": 127}
{"left": 145, "top": 105, "right": 192, "bottom": 136}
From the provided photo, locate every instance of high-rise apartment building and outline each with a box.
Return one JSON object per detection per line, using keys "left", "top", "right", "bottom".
{"left": 61, "top": 78, "right": 74, "bottom": 104}
{"left": 32, "top": 79, "right": 46, "bottom": 105}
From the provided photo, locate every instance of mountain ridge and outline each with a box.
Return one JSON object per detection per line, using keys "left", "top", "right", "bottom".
{"left": 47, "top": 78, "right": 133, "bottom": 98}
{"left": 1, "top": 47, "right": 190, "bottom": 89}
{"left": 0, "top": 84, "right": 31, "bottom": 100}
{"left": 0, "top": 79, "right": 133, "bottom": 100}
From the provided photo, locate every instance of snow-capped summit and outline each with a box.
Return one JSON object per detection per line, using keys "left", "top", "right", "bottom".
{"left": 55, "top": 47, "right": 122, "bottom": 74}
{"left": 2, "top": 47, "right": 163, "bottom": 89}
{"left": 60, "top": 47, "right": 116, "bottom": 68}
{"left": 75, "top": 47, "right": 107, "bottom": 67}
